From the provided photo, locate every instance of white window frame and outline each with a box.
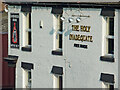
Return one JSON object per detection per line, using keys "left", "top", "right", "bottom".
{"left": 102, "top": 82, "right": 114, "bottom": 90}
{"left": 23, "top": 69, "right": 32, "bottom": 88}
{"left": 53, "top": 74, "right": 63, "bottom": 89}
{"left": 22, "top": 12, "right": 31, "bottom": 48}
{"left": 53, "top": 14, "right": 63, "bottom": 51}
{"left": 103, "top": 16, "right": 114, "bottom": 56}
{"left": 106, "top": 17, "right": 114, "bottom": 55}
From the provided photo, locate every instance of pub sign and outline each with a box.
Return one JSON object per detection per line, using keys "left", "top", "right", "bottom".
{"left": 10, "top": 13, "right": 19, "bottom": 48}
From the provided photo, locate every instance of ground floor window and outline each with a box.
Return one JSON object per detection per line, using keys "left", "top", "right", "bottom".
{"left": 53, "top": 74, "right": 63, "bottom": 90}
{"left": 102, "top": 82, "right": 114, "bottom": 90}
{"left": 21, "top": 62, "right": 33, "bottom": 88}
{"left": 23, "top": 69, "right": 32, "bottom": 88}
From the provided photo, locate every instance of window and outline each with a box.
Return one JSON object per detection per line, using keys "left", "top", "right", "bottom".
{"left": 51, "top": 66, "right": 63, "bottom": 89}
{"left": 100, "top": 17, "right": 114, "bottom": 62}
{"left": 53, "top": 75, "right": 63, "bottom": 90}
{"left": 54, "top": 14, "right": 63, "bottom": 50}
{"left": 100, "top": 8, "right": 115, "bottom": 62}
{"left": 56, "top": 15, "right": 63, "bottom": 49}
{"left": 23, "top": 69, "right": 32, "bottom": 88}
{"left": 22, "top": 12, "right": 32, "bottom": 52}
{"left": 52, "top": 14, "right": 63, "bottom": 55}
{"left": 26, "top": 13, "right": 31, "bottom": 46}
{"left": 21, "top": 62, "right": 33, "bottom": 88}
{"left": 102, "top": 82, "right": 114, "bottom": 90}
{"left": 106, "top": 17, "right": 114, "bottom": 55}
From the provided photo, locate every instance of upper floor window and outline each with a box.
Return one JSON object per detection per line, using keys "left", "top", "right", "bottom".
{"left": 106, "top": 17, "right": 114, "bottom": 55}
{"left": 100, "top": 8, "right": 115, "bottom": 62}
{"left": 25, "top": 12, "right": 31, "bottom": 46}
{"left": 54, "top": 14, "right": 63, "bottom": 50}
{"left": 51, "top": 7, "right": 63, "bottom": 56}
{"left": 21, "top": 6, "right": 32, "bottom": 52}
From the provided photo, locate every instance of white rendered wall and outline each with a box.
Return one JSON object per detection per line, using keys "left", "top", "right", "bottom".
{"left": 118, "top": 10, "right": 120, "bottom": 90}
{"left": 8, "top": 6, "right": 118, "bottom": 88}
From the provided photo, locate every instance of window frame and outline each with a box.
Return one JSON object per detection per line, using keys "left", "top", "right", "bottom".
{"left": 102, "top": 82, "right": 114, "bottom": 90}
{"left": 54, "top": 14, "right": 63, "bottom": 50}
{"left": 52, "top": 14, "right": 63, "bottom": 56}
{"left": 106, "top": 17, "right": 114, "bottom": 55}
{"left": 23, "top": 69, "right": 32, "bottom": 88}
{"left": 53, "top": 74, "right": 63, "bottom": 89}
{"left": 21, "top": 12, "right": 32, "bottom": 52}
{"left": 100, "top": 16, "right": 115, "bottom": 62}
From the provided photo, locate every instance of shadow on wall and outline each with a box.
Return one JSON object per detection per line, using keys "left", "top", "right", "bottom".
{"left": 49, "top": 28, "right": 55, "bottom": 35}
{"left": 49, "top": 28, "right": 72, "bottom": 37}
{"left": 64, "top": 29, "right": 72, "bottom": 36}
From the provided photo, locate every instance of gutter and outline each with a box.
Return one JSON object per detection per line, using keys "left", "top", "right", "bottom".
{"left": 3, "top": 2, "right": 120, "bottom": 9}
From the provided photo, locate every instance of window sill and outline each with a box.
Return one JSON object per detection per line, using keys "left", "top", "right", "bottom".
{"left": 21, "top": 46, "right": 32, "bottom": 52}
{"left": 100, "top": 55, "right": 114, "bottom": 62}
{"left": 52, "top": 49, "right": 63, "bottom": 56}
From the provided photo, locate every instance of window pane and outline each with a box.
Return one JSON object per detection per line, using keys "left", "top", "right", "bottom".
{"left": 60, "top": 15, "right": 63, "bottom": 32}
{"left": 109, "top": 85, "right": 114, "bottom": 90}
{"left": 28, "top": 71, "right": 31, "bottom": 79}
{"left": 28, "top": 32, "right": 31, "bottom": 45}
{"left": 29, "top": 13, "right": 31, "bottom": 29}
{"left": 28, "top": 71, "right": 31, "bottom": 88}
{"left": 58, "top": 15, "right": 63, "bottom": 49}
{"left": 109, "top": 18, "right": 114, "bottom": 35}
{"left": 59, "top": 76, "right": 63, "bottom": 90}
{"left": 59, "top": 34, "right": 62, "bottom": 49}
{"left": 108, "top": 39, "right": 114, "bottom": 54}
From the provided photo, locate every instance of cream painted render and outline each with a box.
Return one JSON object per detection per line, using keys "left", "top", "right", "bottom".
{"left": 7, "top": 5, "right": 119, "bottom": 88}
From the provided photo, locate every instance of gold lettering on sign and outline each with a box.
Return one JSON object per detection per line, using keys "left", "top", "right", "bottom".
{"left": 70, "top": 25, "right": 93, "bottom": 42}
{"left": 69, "top": 34, "right": 93, "bottom": 42}
{"left": 81, "top": 25, "right": 91, "bottom": 32}
{"left": 89, "top": 36, "right": 93, "bottom": 42}
{"left": 69, "top": 34, "right": 74, "bottom": 40}
{"left": 72, "top": 25, "right": 79, "bottom": 31}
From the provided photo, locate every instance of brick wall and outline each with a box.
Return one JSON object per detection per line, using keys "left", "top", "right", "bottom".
{"left": 0, "top": 0, "right": 15, "bottom": 89}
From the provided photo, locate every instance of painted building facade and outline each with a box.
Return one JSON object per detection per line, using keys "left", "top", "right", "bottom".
{"left": 4, "top": 0, "right": 120, "bottom": 89}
